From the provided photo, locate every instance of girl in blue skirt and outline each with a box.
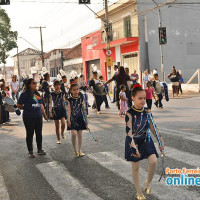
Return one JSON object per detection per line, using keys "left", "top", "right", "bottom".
{"left": 125, "top": 84, "right": 164, "bottom": 200}
{"left": 50, "top": 80, "right": 67, "bottom": 144}
{"left": 67, "top": 83, "right": 87, "bottom": 157}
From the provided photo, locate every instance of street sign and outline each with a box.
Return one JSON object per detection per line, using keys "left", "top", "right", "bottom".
{"left": 106, "top": 56, "right": 113, "bottom": 67}
{"left": 0, "top": 0, "right": 10, "bottom": 5}
{"left": 79, "top": 0, "right": 90, "bottom": 4}
{"left": 106, "top": 50, "right": 112, "bottom": 56}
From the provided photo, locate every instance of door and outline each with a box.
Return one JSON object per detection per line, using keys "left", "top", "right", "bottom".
{"left": 122, "top": 52, "right": 138, "bottom": 74}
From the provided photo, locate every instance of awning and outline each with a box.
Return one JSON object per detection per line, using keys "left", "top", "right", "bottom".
{"left": 93, "top": 37, "right": 139, "bottom": 50}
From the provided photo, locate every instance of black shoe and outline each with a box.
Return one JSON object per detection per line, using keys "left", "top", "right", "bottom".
{"left": 88, "top": 104, "right": 91, "bottom": 107}
{"left": 37, "top": 150, "right": 46, "bottom": 156}
{"left": 154, "top": 102, "right": 158, "bottom": 108}
{"left": 105, "top": 106, "right": 110, "bottom": 109}
{"left": 111, "top": 101, "right": 116, "bottom": 103}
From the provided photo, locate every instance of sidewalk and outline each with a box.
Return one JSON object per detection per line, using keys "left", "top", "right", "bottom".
{"left": 168, "top": 90, "right": 200, "bottom": 99}
{"left": 108, "top": 90, "right": 200, "bottom": 99}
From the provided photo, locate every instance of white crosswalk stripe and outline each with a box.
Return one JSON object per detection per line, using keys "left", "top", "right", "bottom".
{"left": 159, "top": 128, "right": 200, "bottom": 143}
{"left": 0, "top": 171, "right": 10, "bottom": 200}
{"left": 154, "top": 145, "right": 200, "bottom": 168}
{"left": 88, "top": 151, "right": 200, "bottom": 200}
{"left": 36, "top": 161, "right": 102, "bottom": 200}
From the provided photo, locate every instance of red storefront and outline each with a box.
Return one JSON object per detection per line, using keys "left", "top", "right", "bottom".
{"left": 82, "top": 30, "right": 140, "bottom": 82}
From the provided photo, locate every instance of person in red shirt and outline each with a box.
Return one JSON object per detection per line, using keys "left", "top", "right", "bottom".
{"left": 145, "top": 81, "right": 155, "bottom": 111}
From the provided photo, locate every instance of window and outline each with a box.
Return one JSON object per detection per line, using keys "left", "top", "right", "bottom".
{"left": 124, "top": 16, "right": 132, "bottom": 37}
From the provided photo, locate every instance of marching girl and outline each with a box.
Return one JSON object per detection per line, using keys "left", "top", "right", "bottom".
{"left": 50, "top": 80, "right": 67, "bottom": 144}
{"left": 118, "top": 85, "right": 128, "bottom": 117}
{"left": 66, "top": 83, "right": 88, "bottom": 157}
{"left": 125, "top": 84, "right": 164, "bottom": 200}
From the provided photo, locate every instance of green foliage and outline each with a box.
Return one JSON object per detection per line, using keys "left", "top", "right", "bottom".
{"left": 0, "top": 9, "right": 18, "bottom": 64}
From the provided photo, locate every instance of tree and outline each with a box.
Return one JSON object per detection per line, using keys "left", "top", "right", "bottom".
{"left": 0, "top": 8, "right": 18, "bottom": 64}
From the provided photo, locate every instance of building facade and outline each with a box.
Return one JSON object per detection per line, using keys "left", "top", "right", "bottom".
{"left": 13, "top": 48, "right": 41, "bottom": 81}
{"left": 0, "top": 66, "right": 14, "bottom": 85}
{"left": 48, "top": 49, "right": 70, "bottom": 77}
{"left": 137, "top": 0, "right": 200, "bottom": 82}
{"left": 82, "top": 0, "right": 140, "bottom": 82}
{"left": 81, "top": 30, "right": 106, "bottom": 82}
{"left": 63, "top": 44, "right": 83, "bottom": 80}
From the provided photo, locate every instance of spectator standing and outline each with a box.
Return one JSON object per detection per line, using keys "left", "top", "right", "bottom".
{"left": 10, "top": 75, "right": 19, "bottom": 101}
{"left": 130, "top": 70, "right": 139, "bottom": 85}
{"left": 143, "top": 70, "right": 149, "bottom": 87}
{"left": 178, "top": 70, "right": 184, "bottom": 94}
{"left": 111, "top": 65, "right": 118, "bottom": 103}
{"left": 168, "top": 66, "right": 180, "bottom": 97}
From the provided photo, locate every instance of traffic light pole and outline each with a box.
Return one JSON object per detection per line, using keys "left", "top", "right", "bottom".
{"left": 152, "top": 0, "right": 164, "bottom": 81}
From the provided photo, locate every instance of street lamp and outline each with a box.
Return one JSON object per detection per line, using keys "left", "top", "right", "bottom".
{"left": 18, "top": 37, "right": 40, "bottom": 51}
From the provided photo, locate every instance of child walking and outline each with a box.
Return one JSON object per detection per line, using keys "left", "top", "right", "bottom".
{"left": 145, "top": 81, "right": 155, "bottom": 111}
{"left": 50, "top": 81, "right": 67, "bottom": 144}
{"left": 119, "top": 85, "right": 128, "bottom": 117}
{"left": 153, "top": 74, "right": 163, "bottom": 108}
{"left": 67, "top": 83, "right": 88, "bottom": 157}
{"left": 125, "top": 84, "right": 164, "bottom": 200}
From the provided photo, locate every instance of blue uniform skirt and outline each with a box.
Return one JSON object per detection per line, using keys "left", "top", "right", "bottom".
{"left": 125, "top": 136, "right": 159, "bottom": 162}
{"left": 67, "top": 116, "right": 87, "bottom": 131}
{"left": 52, "top": 106, "right": 67, "bottom": 120}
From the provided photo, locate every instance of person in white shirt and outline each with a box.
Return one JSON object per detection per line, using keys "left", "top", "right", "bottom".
{"left": 10, "top": 75, "right": 19, "bottom": 101}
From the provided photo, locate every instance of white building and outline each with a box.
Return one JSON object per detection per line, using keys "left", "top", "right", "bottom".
{"left": 13, "top": 48, "right": 41, "bottom": 80}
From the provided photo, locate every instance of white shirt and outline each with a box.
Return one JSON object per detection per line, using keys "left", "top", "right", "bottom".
{"left": 64, "top": 83, "right": 69, "bottom": 93}
{"left": 10, "top": 81, "right": 19, "bottom": 91}
{"left": 119, "top": 91, "right": 126, "bottom": 102}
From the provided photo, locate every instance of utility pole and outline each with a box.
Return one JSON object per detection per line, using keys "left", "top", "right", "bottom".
{"left": 30, "top": 26, "right": 46, "bottom": 67}
{"left": 104, "top": 0, "right": 113, "bottom": 77}
{"left": 105, "top": 0, "right": 110, "bottom": 50}
{"left": 152, "top": 0, "right": 164, "bottom": 81}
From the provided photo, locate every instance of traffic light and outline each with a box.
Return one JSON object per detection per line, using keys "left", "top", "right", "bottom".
{"left": 79, "top": 0, "right": 90, "bottom": 4}
{"left": 159, "top": 27, "right": 167, "bottom": 45}
{"left": 0, "top": 0, "right": 10, "bottom": 5}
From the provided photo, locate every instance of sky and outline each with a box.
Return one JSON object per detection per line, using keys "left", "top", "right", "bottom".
{"left": 1, "top": 0, "right": 119, "bottom": 67}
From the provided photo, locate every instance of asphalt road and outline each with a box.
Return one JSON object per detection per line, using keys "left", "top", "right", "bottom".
{"left": 0, "top": 95, "right": 200, "bottom": 200}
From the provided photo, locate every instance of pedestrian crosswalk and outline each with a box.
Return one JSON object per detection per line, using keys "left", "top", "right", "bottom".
{"left": 159, "top": 127, "right": 200, "bottom": 143}
{"left": 88, "top": 151, "right": 200, "bottom": 200}
{"left": 158, "top": 146, "right": 200, "bottom": 168}
{"left": 0, "top": 171, "right": 10, "bottom": 200}
{"left": 36, "top": 161, "right": 102, "bottom": 200}
{"left": 1, "top": 129, "right": 200, "bottom": 200}
{"left": 36, "top": 143, "right": 200, "bottom": 200}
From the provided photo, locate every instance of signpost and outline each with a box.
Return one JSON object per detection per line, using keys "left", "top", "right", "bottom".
{"left": 106, "top": 57, "right": 113, "bottom": 67}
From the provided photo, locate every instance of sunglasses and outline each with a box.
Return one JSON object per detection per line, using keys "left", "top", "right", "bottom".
{"left": 33, "top": 82, "right": 37, "bottom": 85}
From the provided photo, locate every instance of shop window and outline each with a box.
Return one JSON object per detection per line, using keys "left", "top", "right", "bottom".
{"left": 124, "top": 16, "right": 132, "bottom": 37}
